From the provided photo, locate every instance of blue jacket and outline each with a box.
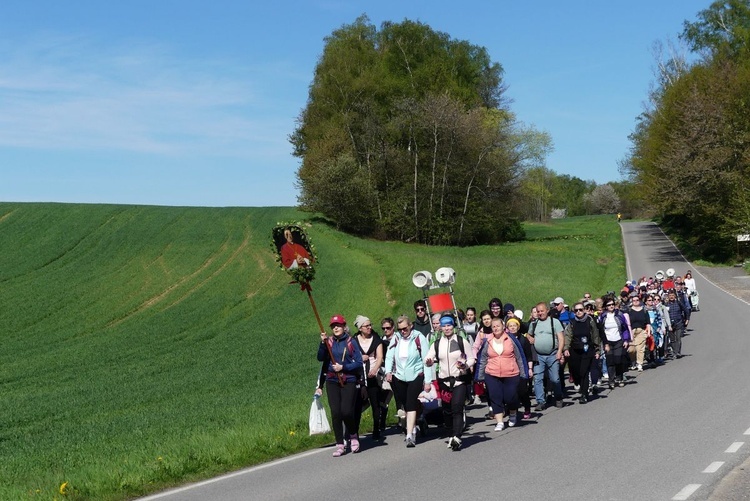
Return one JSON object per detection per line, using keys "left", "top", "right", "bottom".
{"left": 317, "top": 333, "right": 363, "bottom": 384}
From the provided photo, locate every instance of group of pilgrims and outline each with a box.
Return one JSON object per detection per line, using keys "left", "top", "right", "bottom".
{"left": 315, "top": 269, "right": 698, "bottom": 456}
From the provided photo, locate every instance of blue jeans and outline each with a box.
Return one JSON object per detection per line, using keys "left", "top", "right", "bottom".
{"left": 533, "top": 353, "right": 562, "bottom": 405}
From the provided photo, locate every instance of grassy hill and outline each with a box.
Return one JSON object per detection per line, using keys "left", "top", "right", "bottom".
{"left": 0, "top": 203, "right": 625, "bottom": 500}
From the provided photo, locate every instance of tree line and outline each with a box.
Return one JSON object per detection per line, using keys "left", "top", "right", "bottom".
{"left": 291, "top": 16, "right": 629, "bottom": 246}
{"left": 624, "top": 0, "right": 750, "bottom": 262}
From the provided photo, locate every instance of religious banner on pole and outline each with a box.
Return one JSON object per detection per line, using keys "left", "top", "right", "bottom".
{"left": 271, "top": 222, "right": 343, "bottom": 385}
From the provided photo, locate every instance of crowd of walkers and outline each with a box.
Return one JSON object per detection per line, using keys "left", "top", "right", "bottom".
{"left": 315, "top": 270, "right": 698, "bottom": 456}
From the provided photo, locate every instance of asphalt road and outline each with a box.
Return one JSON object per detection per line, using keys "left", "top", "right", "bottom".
{"left": 140, "top": 221, "right": 750, "bottom": 501}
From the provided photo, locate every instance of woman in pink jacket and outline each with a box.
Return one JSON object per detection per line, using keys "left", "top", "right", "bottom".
{"left": 477, "top": 318, "right": 527, "bottom": 431}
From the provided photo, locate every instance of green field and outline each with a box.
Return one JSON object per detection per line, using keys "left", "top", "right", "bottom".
{"left": 0, "top": 204, "right": 625, "bottom": 500}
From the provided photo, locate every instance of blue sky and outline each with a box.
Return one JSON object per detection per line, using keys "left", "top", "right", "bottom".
{"left": 0, "top": 1, "right": 709, "bottom": 207}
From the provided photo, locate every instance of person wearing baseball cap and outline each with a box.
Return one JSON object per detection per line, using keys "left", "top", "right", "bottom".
{"left": 318, "top": 314, "right": 364, "bottom": 457}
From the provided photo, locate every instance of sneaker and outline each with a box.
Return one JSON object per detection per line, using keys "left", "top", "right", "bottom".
{"left": 450, "top": 436, "right": 462, "bottom": 451}
{"left": 332, "top": 444, "right": 345, "bottom": 457}
{"left": 473, "top": 395, "right": 482, "bottom": 405}
{"left": 523, "top": 412, "right": 532, "bottom": 420}
{"left": 573, "top": 384, "right": 580, "bottom": 392}
{"left": 494, "top": 422, "right": 505, "bottom": 431}
{"left": 601, "top": 374, "right": 609, "bottom": 381}
{"left": 618, "top": 379, "right": 625, "bottom": 387}
{"left": 405, "top": 435, "right": 416, "bottom": 448}
{"left": 446, "top": 437, "right": 455, "bottom": 449}
{"left": 579, "top": 395, "right": 588, "bottom": 404}
{"left": 555, "top": 400, "right": 563, "bottom": 408}
{"left": 534, "top": 403, "right": 545, "bottom": 411}
{"left": 350, "top": 435, "right": 360, "bottom": 453}
{"left": 592, "top": 386, "right": 599, "bottom": 396}
{"left": 508, "top": 414, "right": 517, "bottom": 427}
{"left": 637, "top": 364, "right": 643, "bottom": 372}
{"left": 608, "top": 382, "right": 615, "bottom": 390}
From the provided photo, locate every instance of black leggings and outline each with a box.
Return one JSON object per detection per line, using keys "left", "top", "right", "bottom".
{"left": 605, "top": 340, "right": 626, "bottom": 381}
{"left": 439, "top": 381, "right": 467, "bottom": 438}
{"left": 355, "top": 378, "right": 381, "bottom": 434}
{"left": 568, "top": 349, "right": 595, "bottom": 396}
{"left": 326, "top": 380, "right": 359, "bottom": 444}
{"left": 391, "top": 375, "right": 424, "bottom": 413}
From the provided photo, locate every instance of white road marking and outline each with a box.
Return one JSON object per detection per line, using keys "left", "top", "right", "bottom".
{"left": 744, "top": 427, "right": 750, "bottom": 435}
{"left": 725, "top": 442, "right": 744, "bottom": 453}
{"left": 137, "top": 448, "right": 327, "bottom": 500}
{"left": 672, "top": 484, "right": 701, "bottom": 500}
{"left": 702, "top": 461, "right": 724, "bottom": 473}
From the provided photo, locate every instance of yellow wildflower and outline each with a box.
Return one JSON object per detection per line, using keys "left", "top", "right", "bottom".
{"left": 59, "top": 482, "right": 69, "bottom": 495}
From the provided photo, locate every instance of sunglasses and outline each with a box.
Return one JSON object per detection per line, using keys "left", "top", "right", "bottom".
{"left": 573, "top": 308, "right": 584, "bottom": 312}
{"left": 382, "top": 326, "right": 393, "bottom": 330}
{"left": 415, "top": 307, "right": 426, "bottom": 312}
{"left": 399, "top": 326, "right": 410, "bottom": 332}
{"left": 606, "top": 303, "right": 615, "bottom": 307}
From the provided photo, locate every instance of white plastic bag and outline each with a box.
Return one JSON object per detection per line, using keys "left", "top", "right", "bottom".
{"left": 309, "top": 397, "right": 331, "bottom": 436}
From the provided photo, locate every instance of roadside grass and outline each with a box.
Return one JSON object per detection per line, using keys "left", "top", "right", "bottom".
{"left": 0, "top": 204, "right": 624, "bottom": 500}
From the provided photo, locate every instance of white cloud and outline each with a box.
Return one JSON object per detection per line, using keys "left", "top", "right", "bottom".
{"left": 0, "top": 34, "right": 296, "bottom": 159}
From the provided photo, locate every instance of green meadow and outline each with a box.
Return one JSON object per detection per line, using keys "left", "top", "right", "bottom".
{"left": 0, "top": 203, "right": 624, "bottom": 500}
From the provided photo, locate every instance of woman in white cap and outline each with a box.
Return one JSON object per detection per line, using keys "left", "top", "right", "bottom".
{"left": 317, "top": 314, "right": 364, "bottom": 457}
{"left": 353, "top": 315, "right": 384, "bottom": 440}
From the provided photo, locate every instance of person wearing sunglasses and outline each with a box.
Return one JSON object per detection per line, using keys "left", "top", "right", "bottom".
{"left": 377, "top": 317, "right": 396, "bottom": 432}
{"left": 353, "top": 315, "right": 384, "bottom": 440}
{"left": 626, "top": 295, "right": 651, "bottom": 372}
{"left": 412, "top": 300, "right": 431, "bottom": 338}
{"left": 597, "top": 297, "right": 632, "bottom": 389}
{"left": 318, "top": 314, "right": 364, "bottom": 457}
{"left": 384, "top": 315, "right": 432, "bottom": 447}
{"left": 563, "top": 302, "right": 601, "bottom": 403}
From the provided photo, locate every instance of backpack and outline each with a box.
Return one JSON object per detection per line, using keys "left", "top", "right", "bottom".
{"left": 529, "top": 316, "right": 559, "bottom": 354}
{"left": 326, "top": 337, "right": 363, "bottom": 382}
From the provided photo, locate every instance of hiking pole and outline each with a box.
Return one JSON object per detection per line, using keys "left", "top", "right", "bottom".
{"left": 304, "top": 281, "right": 345, "bottom": 387}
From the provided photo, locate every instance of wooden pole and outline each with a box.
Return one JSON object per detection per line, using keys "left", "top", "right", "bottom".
{"left": 305, "top": 282, "right": 344, "bottom": 386}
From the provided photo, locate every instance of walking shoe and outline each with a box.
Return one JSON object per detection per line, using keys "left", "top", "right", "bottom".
{"left": 405, "top": 435, "right": 416, "bottom": 448}
{"left": 618, "top": 379, "right": 625, "bottom": 387}
{"left": 601, "top": 374, "right": 609, "bottom": 381}
{"left": 592, "top": 386, "right": 599, "bottom": 396}
{"left": 534, "top": 403, "right": 545, "bottom": 412}
{"left": 473, "top": 395, "right": 483, "bottom": 405}
{"left": 637, "top": 364, "right": 643, "bottom": 372}
{"left": 332, "top": 444, "right": 346, "bottom": 457}
{"left": 350, "top": 435, "right": 360, "bottom": 453}
{"left": 573, "top": 383, "right": 580, "bottom": 392}
{"left": 446, "top": 437, "right": 455, "bottom": 449}
{"left": 450, "top": 436, "right": 462, "bottom": 451}
{"left": 494, "top": 422, "right": 505, "bottom": 431}
{"left": 508, "top": 414, "right": 517, "bottom": 427}
{"left": 579, "top": 395, "right": 588, "bottom": 404}
{"left": 523, "top": 412, "right": 532, "bottom": 420}
{"left": 555, "top": 400, "right": 563, "bottom": 408}
{"left": 608, "top": 382, "right": 615, "bottom": 390}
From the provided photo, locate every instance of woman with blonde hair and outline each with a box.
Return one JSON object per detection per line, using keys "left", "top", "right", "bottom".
{"left": 384, "top": 315, "right": 432, "bottom": 448}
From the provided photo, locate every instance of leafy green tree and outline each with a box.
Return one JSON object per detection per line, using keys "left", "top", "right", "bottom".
{"left": 291, "top": 16, "right": 544, "bottom": 245}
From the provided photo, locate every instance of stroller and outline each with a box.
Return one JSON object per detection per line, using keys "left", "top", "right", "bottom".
{"left": 690, "top": 291, "right": 700, "bottom": 311}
